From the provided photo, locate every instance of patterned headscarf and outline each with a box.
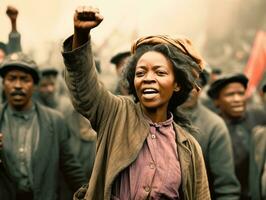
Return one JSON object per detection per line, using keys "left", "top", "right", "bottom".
{"left": 131, "top": 35, "right": 205, "bottom": 70}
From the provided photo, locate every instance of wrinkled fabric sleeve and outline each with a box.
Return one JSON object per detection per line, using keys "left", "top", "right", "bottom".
{"left": 62, "top": 35, "right": 118, "bottom": 132}
{"left": 7, "top": 31, "right": 22, "bottom": 54}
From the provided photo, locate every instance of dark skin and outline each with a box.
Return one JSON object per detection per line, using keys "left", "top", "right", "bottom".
{"left": 72, "top": 6, "right": 103, "bottom": 50}
{"left": 6, "top": 5, "right": 18, "bottom": 32}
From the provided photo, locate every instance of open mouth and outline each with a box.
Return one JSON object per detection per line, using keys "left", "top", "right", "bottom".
{"left": 231, "top": 105, "right": 244, "bottom": 112}
{"left": 142, "top": 88, "right": 159, "bottom": 99}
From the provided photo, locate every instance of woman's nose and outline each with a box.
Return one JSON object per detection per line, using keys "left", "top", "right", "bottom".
{"left": 143, "top": 72, "right": 155, "bottom": 82}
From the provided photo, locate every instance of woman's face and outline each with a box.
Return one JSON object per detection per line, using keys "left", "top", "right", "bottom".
{"left": 134, "top": 51, "right": 179, "bottom": 112}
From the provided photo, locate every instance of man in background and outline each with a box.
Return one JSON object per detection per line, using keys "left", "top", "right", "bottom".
{"left": 180, "top": 70, "right": 240, "bottom": 199}
{"left": 207, "top": 73, "right": 266, "bottom": 199}
{"left": 0, "top": 52, "right": 87, "bottom": 200}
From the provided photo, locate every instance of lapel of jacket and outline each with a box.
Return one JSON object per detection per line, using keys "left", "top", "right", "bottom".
{"left": 0, "top": 103, "right": 14, "bottom": 179}
{"left": 173, "top": 123, "right": 192, "bottom": 196}
{"left": 0, "top": 103, "right": 6, "bottom": 128}
{"left": 252, "top": 126, "right": 266, "bottom": 174}
{"left": 31, "top": 103, "right": 54, "bottom": 186}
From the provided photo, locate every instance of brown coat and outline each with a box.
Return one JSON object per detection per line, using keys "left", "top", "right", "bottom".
{"left": 62, "top": 36, "right": 210, "bottom": 200}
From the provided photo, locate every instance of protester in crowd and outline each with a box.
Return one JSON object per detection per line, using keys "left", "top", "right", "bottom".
{"left": 34, "top": 66, "right": 96, "bottom": 200}
{"left": 180, "top": 69, "right": 240, "bottom": 199}
{"left": 0, "top": 52, "right": 87, "bottom": 200}
{"left": 207, "top": 73, "right": 266, "bottom": 200}
{"left": 111, "top": 51, "right": 131, "bottom": 77}
{"left": 34, "top": 67, "right": 72, "bottom": 113}
{"left": 200, "top": 66, "right": 223, "bottom": 114}
{"left": 62, "top": 6, "right": 210, "bottom": 200}
{"left": 110, "top": 50, "right": 131, "bottom": 95}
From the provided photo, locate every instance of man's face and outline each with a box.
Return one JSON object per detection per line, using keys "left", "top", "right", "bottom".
{"left": 3, "top": 69, "right": 35, "bottom": 111}
{"left": 215, "top": 82, "right": 246, "bottom": 119}
{"left": 38, "top": 75, "right": 57, "bottom": 100}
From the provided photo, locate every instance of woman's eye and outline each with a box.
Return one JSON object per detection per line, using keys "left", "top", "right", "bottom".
{"left": 156, "top": 71, "right": 167, "bottom": 76}
{"left": 135, "top": 71, "right": 145, "bottom": 77}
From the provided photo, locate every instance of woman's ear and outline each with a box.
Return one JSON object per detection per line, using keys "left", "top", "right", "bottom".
{"left": 174, "top": 83, "right": 181, "bottom": 92}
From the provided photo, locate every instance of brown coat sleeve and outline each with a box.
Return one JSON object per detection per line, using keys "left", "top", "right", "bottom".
{"left": 62, "top": 35, "right": 121, "bottom": 133}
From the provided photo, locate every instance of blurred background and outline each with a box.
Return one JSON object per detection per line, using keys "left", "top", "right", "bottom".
{"left": 1, "top": 0, "right": 265, "bottom": 92}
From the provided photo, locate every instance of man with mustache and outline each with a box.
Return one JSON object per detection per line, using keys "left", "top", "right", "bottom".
{"left": 207, "top": 73, "right": 266, "bottom": 200}
{"left": 0, "top": 52, "right": 87, "bottom": 200}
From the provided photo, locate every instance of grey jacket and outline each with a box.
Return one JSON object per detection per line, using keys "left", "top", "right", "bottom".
{"left": 185, "top": 102, "right": 240, "bottom": 200}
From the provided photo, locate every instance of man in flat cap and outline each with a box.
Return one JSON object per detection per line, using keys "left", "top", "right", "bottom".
{"left": 35, "top": 66, "right": 96, "bottom": 200}
{"left": 110, "top": 50, "right": 131, "bottom": 95}
{"left": 0, "top": 52, "right": 87, "bottom": 200}
{"left": 180, "top": 70, "right": 240, "bottom": 200}
{"left": 35, "top": 67, "right": 72, "bottom": 113}
{"left": 207, "top": 73, "right": 266, "bottom": 200}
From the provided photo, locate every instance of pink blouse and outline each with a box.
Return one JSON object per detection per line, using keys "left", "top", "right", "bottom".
{"left": 112, "top": 114, "right": 181, "bottom": 199}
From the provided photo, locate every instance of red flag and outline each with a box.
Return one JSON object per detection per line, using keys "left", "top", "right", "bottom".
{"left": 244, "top": 31, "right": 266, "bottom": 97}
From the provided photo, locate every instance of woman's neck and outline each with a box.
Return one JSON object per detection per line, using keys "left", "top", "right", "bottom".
{"left": 141, "top": 105, "right": 168, "bottom": 123}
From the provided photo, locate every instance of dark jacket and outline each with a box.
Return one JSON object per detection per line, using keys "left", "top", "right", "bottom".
{"left": 223, "top": 108, "right": 266, "bottom": 200}
{"left": 250, "top": 125, "right": 266, "bottom": 200}
{"left": 0, "top": 102, "right": 87, "bottom": 200}
{"left": 186, "top": 102, "right": 240, "bottom": 200}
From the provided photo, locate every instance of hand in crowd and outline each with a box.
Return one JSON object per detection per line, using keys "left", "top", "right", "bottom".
{"left": 72, "top": 6, "right": 103, "bottom": 49}
{"left": 6, "top": 5, "right": 18, "bottom": 22}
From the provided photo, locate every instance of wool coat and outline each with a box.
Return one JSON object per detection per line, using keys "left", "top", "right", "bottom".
{"left": 223, "top": 108, "right": 266, "bottom": 199}
{"left": 0, "top": 102, "right": 87, "bottom": 200}
{"left": 186, "top": 102, "right": 240, "bottom": 199}
{"left": 62, "top": 36, "right": 211, "bottom": 200}
{"left": 250, "top": 125, "right": 266, "bottom": 200}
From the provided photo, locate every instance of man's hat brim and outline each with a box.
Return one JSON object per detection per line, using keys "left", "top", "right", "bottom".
{"left": 207, "top": 74, "right": 248, "bottom": 99}
{"left": 110, "top": 51, "right": 131, "bottom": 65}
{"left": 41, "top": 68, "right": 58, "bottom": 77}
{"left": 0, "top": 63, "right": 40, "bottom": 84}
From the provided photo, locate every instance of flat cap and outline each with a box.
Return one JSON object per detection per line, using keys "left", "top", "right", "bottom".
{"left": 207, "top": 73, "right": 248, "bottom": 99}
{"left": 40, "top": 67, "right": 58, "bottom": 77}
{"left": 0, "top": 52, "right": 40, "bottom": 84}
{"left": 110, "top": 51, "right": 131, "bottom": 65}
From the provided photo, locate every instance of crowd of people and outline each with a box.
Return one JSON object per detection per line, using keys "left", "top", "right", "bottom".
{"left": 0, "top": 4, "right": 266, "bottom": 200}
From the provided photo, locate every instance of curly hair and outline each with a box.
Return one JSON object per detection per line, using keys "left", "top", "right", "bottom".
{"left": 124, "top": 43, "right": 201, "bottom": 132}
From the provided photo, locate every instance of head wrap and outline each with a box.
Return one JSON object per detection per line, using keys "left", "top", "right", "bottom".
{"left": 131, "top": 35, "right": 204, "bottom": 70}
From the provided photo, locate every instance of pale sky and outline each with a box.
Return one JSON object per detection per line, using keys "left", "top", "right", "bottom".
{"left": 1, "top": 0, "right": 208, "bottom": 65}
